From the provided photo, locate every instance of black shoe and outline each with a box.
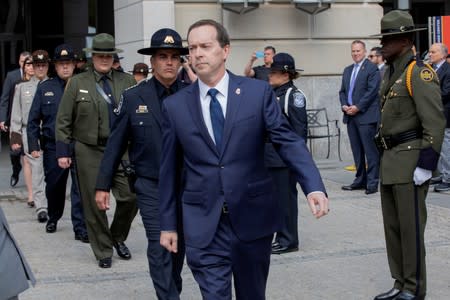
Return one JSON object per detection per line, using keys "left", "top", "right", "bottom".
{"left": 10, "top": 174, "right": 19, "bottom": 187}
{"left": 46, "top": 221, "right": 57, "bottom": 233}
{"left": 27, "top": 201, "right": 35, "bottom": 208}
{"left": 374, "top": 288, "right": 401, "bottom": 300}
{"left": 430, "top": 176, "right": 442, "bottom": 185}
{"left": 74, "top": 232, "right": 89, "bottom": 243}
{"left": 434, "top": 182, "right": 450, "bottom": 192}
{"left": 113, "top": 241, "right": 131, "bottom": 259}
{"left": 37, "top": 211, "right": 48, "bottom": 223}
{"left": 393, "top": 291, "right": 424, "bottom": 300}
{"left": 98, "top": 257, "right": 112, "bottom": 268}
{"left": 341, "top": 184, "right": 365, "bottom": 191}
{"left": 271, "top": 245, "right": 299, "bottom": 255}
{"left": 365, "top": 187, "right": 378, "bottom": 195}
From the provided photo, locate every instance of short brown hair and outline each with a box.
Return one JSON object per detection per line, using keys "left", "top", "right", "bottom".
{"left": 187, "top": 19, "right": 230, "bottom": 48}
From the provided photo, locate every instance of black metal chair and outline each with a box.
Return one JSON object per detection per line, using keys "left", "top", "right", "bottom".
{"left": 306, "top": 108, "right": 341, "bottom": 161}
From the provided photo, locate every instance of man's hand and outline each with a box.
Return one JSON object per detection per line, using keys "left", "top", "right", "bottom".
{"left": 31, "top": 151, "right": 41, "bottom": 158}
{"left": 160, "top": 231, "right": 178, "bottom": 253}
{"left": 306, "top": 192, "right": 329, "bottom": 219}
{"left": 0, "top": 122, "right": 7, "bottom": 132}
{"left": 11, "top": 143, "right": 21, "bottom": 151}
{"left": 346, "top": 105, "right": 360, "bottom": 116}
{"left": 58, "top": 157, "right": 71, "bottom": 169}
{"left": 95, "top": 190, "right": 110, "bottom": 210}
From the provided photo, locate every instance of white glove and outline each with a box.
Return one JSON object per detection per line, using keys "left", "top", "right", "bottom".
{"left": 413, "top": 167, "right": 432, "bottom": 185}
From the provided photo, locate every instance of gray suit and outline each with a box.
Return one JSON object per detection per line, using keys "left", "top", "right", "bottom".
{"left": 0, "top": 205, "right": 35, "bottom": 300}
{"left": 0, "top": 68, "right": 22, "bottom": 124}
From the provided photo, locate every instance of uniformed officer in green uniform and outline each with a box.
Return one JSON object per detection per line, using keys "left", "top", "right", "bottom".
{"left": 55, "top": 33, "right": 138, "bottom": 268}
{"left": 372, "top": 11, "right": 446, "bottom": 300}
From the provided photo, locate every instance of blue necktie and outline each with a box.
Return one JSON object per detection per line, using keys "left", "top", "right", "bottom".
{"left": 348, "top": 64, "right": 359, "bottom": 105}
{"left": 208, "top": 88, "right": 224, "bottom": 149}
{"left": 101, "top": 76, "right": 116, "bottom": 128}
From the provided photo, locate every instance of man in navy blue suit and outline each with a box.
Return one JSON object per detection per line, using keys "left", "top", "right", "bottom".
{"left": 339, "top": 40, "right": 381, "bottom": 195}
{"left": 159, "top": 19, "right": 329, "bottom": 299}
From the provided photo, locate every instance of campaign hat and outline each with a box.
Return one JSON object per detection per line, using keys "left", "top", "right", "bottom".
{"left": 138, "top": 28, "right": 188, "bottom": 55}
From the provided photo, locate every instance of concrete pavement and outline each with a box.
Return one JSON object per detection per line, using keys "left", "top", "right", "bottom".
{"left": 1, "top": 150, "right": 449, "bottom": 299}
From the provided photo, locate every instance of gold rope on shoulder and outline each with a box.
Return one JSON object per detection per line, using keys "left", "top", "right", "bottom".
{"left": 406, "top": 60, "right": 416, "bottom": 97}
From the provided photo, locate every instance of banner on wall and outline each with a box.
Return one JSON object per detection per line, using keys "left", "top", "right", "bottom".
{"left": 429, "top": 15, "right": 450, "bottom": 47}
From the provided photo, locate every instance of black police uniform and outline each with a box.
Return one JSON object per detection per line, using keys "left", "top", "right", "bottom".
{"left": 265, "top": 80, "right": 307, "bottom": 251}
{"left": 96, "top": 77, "right": 187, "bottom": 298}
{"left": 27, "top": 76, "right": 87, "bottom": 237}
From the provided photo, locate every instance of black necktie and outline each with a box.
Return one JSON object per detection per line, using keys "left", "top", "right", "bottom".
{"left": 101, "top": 75, "right": 116, "bottom": 128}
{"left": 208, "top": 88, "right": 224, "bottom": 149}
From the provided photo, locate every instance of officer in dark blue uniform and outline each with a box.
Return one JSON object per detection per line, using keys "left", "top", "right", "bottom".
{"left": 95, "top": 28, "right": 188, "bottom": 299}
{"left": 266, "top": 53, "right": 307, "bottom": 255}
{"left": 27, "top": 44, "right": 88, "bottom": 242}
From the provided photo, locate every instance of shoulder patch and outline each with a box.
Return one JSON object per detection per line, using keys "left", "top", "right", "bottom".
{"left": 293, "top": 91, "right": 305, "bottom": 108}
{"left": 419, "top": 68, "right": 434, "bottom": 82}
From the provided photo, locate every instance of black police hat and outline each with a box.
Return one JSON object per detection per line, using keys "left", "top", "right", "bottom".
{"left": 53, "top": 44, "right": 76, "bottom": 62}
{"left": 130, "top": 62, "right": 149, "bottom": 75}
{"left": 270, "top": 53, "right": 304, "bottom": 73}
{"left": 138, "top": 28, "right": 188, "bottom": 55}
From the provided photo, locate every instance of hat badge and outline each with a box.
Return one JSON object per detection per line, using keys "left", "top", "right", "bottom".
{"left": 400, "top": 26, "right": 406, "bottom": 32}
{"left": 61, "top": 49, "right": 68, "bottom": 56}
{"left": 283, "top": 65, "right": 289, "bottom": 71}
{"left": 164, "top": 35, "right": 175, "bottom": 44}
{"left": 38, "top": 54, "right": 44, "bottom": 60}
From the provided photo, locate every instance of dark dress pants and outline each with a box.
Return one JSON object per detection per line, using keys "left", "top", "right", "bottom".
{"left": 270, "top": 167, "right": 299, "bottom": 248}
{"left": 186, "top": 211, "right": 272, "bottom": 300}
{"left": 347, "top": 118, "right": 379, "bottom": 189}
{"left": 69, "top": 157, "right": 87, "bottom": 235}
{"left": 134, "top": 177, "right": 184, "bottom": 300}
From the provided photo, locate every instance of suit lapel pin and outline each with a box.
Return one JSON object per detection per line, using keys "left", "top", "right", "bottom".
{"left": 235, "top": 88, "right": 241, "bottom": 95}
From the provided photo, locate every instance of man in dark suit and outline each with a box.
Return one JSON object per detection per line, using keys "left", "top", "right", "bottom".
{"left": 95, "top": 28, "right": 187, "bottom": 299}
{"left": 159, "top": 19, "right": 329, "bottom": 299}
{"left": 428, "top": 43, "right": 450, "bottom": 193}
{"left": 0, "top": 51, "right": 31, "bottom": 187}
{"left": 339, "top": 40, "right": 381, "bottom": 194}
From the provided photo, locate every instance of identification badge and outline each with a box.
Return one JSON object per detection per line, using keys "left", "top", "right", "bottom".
{"left": 44, "top": 91, "right": 54, "bottom": 96}
{"left": 136, "top": 105, "right": 148, "bottom": 113}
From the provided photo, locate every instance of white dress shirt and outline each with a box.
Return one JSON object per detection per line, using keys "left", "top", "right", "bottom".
{"left": 198, "top": 72, "right": 229, "bottom": 144}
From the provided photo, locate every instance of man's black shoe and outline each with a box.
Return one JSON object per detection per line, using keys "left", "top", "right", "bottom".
{"left": 75, "top": 232, "right": 89, "bottom": 243}
{"left": 37, "top": 211, "right": 48, "bottom": 223}
{"left": 113, "top": 241, "right": 131, "bottom": 259}
{"left": 393, "top": 291, "right": 424, "bottom": 300}
{"left": 365, "top": 187, "right": 378, "bottom": 195}
{"left": 46, "top": 221, "right": 57, "bottom": 233}
{"left": 271, "top": 245, "right": 299, "bottom": 255}
{"left": 10, "top": 174, "right": 19, "bottom": 187}
{"left": 98, "top": 257, "right": 112, "bottom": 268}
{"left": 373, "top": 288, "right": 401, "bottom": 300}
{"left": 341, "top": 184, "right": 365, "bottom": 191}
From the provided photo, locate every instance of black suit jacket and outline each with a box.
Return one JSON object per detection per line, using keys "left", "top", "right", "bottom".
{"left": 0, "top": 68, "right": 22, "bottom": 124}
{"left": 437, "top": 61, "right": 450, "bottom": 127}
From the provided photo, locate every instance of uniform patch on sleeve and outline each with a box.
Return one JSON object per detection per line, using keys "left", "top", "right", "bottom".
{"left": 419, "top": 69, "right": 433, "bottom": 82}
{"left": 293, "top": 92, "right": 305, "bottom": 108}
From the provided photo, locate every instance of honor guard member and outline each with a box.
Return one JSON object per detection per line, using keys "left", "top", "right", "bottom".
{"left": 27, "top": 44, "right": 88, "bottom": 242}
{"left": 10, "top": 50, "right": 49, "bottom": 223}
{"left": 95, "top": 28, "right": 188, "bottom": 299}
{"left": 372, "top": 11, "right": 446, "bottom": 300}
{"left": 56, "top": 33, "right": 138, "bottom": 268}
{"left": 266, "top": 53, "right": 307, "bottom": 255}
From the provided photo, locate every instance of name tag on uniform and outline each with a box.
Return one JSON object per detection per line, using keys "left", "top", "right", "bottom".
{"left": 44, "top": 91, "right": 54, "bottom": 96}
{"left": 79, "top": 89, "right": 89, "bottom": 93}
{"left": 136, "top": 105, "right": 148, "bottom": 113}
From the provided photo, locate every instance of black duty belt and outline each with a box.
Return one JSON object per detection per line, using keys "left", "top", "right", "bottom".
{"left": 375, "top": 129, "right": 422, "bottom": 150}
{"left": 98, "top": 137, "right": 108, "bottom": 146}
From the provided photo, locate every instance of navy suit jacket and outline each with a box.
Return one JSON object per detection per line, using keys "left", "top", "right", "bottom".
{"left": 339, "top": 59, "right": 380, "bottom": 124}
{"left": 159, "top": 72, "right": 326, "bottom": 248}
{"left": 436, "top": 61, "right": 450, "bottom": 127}
{"left": 0, "top": 68, "right": 22, "bottom": 123}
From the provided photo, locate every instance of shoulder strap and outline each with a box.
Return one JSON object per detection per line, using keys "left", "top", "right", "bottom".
{"left": 284, "top": 87, "right": 293, "bottom": 116}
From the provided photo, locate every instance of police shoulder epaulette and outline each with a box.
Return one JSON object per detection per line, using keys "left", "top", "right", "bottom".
{"left": 123, "top": 82, "right": 139, "bottom": 92}
{"left": 40, "top": 77, "right": 51, "bottom": 84}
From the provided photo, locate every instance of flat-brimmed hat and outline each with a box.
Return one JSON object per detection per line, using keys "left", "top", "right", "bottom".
{"left": 75, "top": 52, "right": 87, "bottom": 62}
{"left": 53, "top": 44, "right": 76, "bottom": 62}
{"left": 83, "top": 33, "right": 123, "bottom": 54}
{"left": 138, "top": 28, "right": 188, "bottom": 55}
{"left": 32, "top": 50, "right": 50, "bottom": 64}
{"left": 270, "top": 53, "right": 304, "bottom": 73}
{"left": 371, "top": 10, "right": 426, "bottom": 37}
{"left": 130, "top": 63, "right": 149, "bottom": 75}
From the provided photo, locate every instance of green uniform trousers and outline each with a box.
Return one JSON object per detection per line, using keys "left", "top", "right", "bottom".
{"left": 380, "top": 182, "right": 428, "bottom": 297}
{"left": 75, "top": 141, "right": 138, "bottom": 260}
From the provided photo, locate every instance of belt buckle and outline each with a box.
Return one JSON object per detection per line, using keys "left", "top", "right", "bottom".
{"left": 222, "top": 203, "right": 229, "bottom": 214}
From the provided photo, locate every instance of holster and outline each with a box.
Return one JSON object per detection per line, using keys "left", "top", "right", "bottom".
{"left": 121, "top": 160, "right": 136, "bottom": 193}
